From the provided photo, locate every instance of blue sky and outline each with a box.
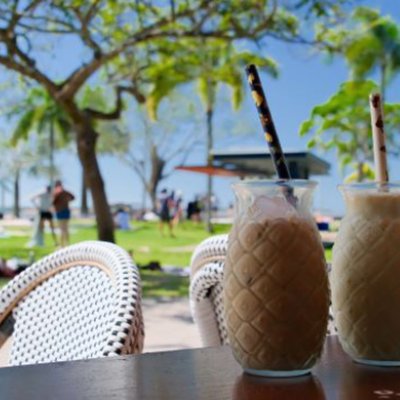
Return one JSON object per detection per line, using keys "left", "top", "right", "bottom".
{"left": 3, "top": 0, "right": 400, "bottom": 216}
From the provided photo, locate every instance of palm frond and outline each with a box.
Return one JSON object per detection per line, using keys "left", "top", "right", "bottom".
{"left": 11, "top": 109, "right": 36, "bottom": 146}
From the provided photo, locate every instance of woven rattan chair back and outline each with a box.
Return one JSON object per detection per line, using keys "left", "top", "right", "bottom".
{"left": 190, "top": 235, "right": 229, "bottom": 346}
{"left": 0, "top": 241, "right": 144, "bottom": 366}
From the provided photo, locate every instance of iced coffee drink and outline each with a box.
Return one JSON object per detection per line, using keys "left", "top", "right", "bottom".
{"left": 224, "top": 180, "right": 329, "bottom": 376}
{"left": 332, "top": 183, "right": 400, "bottom": 365}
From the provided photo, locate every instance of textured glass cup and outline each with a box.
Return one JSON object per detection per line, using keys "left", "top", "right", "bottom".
{"left": 224, "top": 180, "right": 329, "bottom": 377}
{"left": 332, "top": 183, "right": 400, "bottom": 366}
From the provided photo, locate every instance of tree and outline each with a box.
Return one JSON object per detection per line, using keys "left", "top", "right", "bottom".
{"left": 146, "top": 40, "right": 278, "bottom": 232}
{"left": 0, "top": 137, "right": 52, "bottom": 217}
{"left": 0, "top": 0, "right": 351, "bottom": 241}
{"left": 10, "top": 86, "right": 130, "bottom": 216}
{"left": 196, "top": 44, "right": 278, "bottom": 233}
{"left": 316, "top": 6, "right": 400, "bottom": 100}
{"left": 78, "top": 86, "right": 130, "bottom": 215}
{"left": 123, "top": 96, "right": 200, "bottom": 211}
{"left": 10, "top": 87, "right": 71, "bottom": 187}
{"left": 299, "top": 80, "right": 400, "bottom": 181}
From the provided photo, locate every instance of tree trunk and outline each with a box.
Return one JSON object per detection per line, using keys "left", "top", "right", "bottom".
{"left": 80, "top": 168, "right": 89, "bottom": 216}
{"left": 141, "top": 184, "right": 147, "bottom": 214}
{"left": 13, "top": 169, "right": 20, "bottom": 218}
{"left": 205, "top": 106, "right": 214, "bottom": 233}
{"left": 149, "top": 145, "right": 165, "bottom": 211}
{"left": 1, "top": 181, "right": 5, "bottom": 214}
{"left": 49, "top": 119, "right": 55, "bottom": 187}
{"left": 149, "top": 191, "right": 157, "bottom": 212}
{"left": 43, "top": 94, "right": 114, "bottom": 241}
{"left": 76, "top": 123, "right": 115, "bottom": 242}
{"left": 357, "top": 161, "right": 364, "bottom": 182}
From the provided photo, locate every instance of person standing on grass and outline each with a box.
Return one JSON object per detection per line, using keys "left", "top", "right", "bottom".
{"left": 157, "top": 188, "right": 175, "bottom": 237}
{"left": 172, "top": 191, "right": 183, "bottom": 227}
{"left": 30, "top": 185, "right": 58, "bottom": 247}
{"left": 52, "top": 180, "right": 75, "bottom": 247}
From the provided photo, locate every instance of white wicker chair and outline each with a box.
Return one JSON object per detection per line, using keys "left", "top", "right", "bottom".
{"left": 0, "top": 241, "right": 144, "bottom": 366}
{"left": 190, "top": 234, "right": 336, "bottom": 347}
{"left": 190, "top": 235, "right": 228, "bottom": 346}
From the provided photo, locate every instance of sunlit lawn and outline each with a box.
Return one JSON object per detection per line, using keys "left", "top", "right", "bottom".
{"left": 0, "top": 220, "right": 333, "bottom": 297}
{"left": 0, "top": 220, "right": 231, "bottom": 298}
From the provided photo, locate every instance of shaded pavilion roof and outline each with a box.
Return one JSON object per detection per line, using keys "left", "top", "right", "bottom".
{"left": 210, "top": 147, "right": 330, "bottom": 178}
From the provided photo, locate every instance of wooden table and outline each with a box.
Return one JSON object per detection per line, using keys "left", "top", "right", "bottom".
{"left": 1, "top": 336, "right": 400, "bottom": 399}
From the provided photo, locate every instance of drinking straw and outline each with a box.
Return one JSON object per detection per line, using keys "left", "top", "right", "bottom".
{"left": 245, "top": 64, "right": 291, "bottom": 179}
{"left": 369, "top": 93, "right": 389, "bottom": 183}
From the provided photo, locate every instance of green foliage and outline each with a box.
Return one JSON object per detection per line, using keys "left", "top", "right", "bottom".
{"left": 344, "top": 162, "right": 375, "bottom": 183}
{"left": 146, "top": 60, "right": 192, "bottom": 120}
{"left": 79, "top": 86, "right": 110, "bottom": 112}
{"left": 317, "top": 6, "right": 400, "bottom": 94}
{"left": 11, "top": 109, "right": 36, "bottom": 145}
{"left": 145, "top": 40, "right": 279, "bottom": 120}
{"left": 78, "top": 86, "right": 130, "bottom": 154}
{"left": 0, "top": 0, "right": 354, "bottom": 241}
{"left": 10, "top": 88, "right": 72, "bottom": 147}
{"left": 299, "top": 80, "right": 400, "bottom": 180}
{"left": 10, "top": 85, "right": 130, "bottom": 164}
{"left": 0, "top": 138, "right": 50, "bottom": 179}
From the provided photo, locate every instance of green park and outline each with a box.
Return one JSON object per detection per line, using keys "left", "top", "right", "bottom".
{"left": 0, "top": 220, "right": 233, "bottom": 296}
{"left": 0, "top": 1, "right": 400, "bottom": 393}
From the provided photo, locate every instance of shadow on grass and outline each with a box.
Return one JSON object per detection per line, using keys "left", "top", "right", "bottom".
{"left": 0, "top": 270, "right": 189, "bottom": 299}
{"left": 140, "top": 270, "right": 189, "bottom": 298}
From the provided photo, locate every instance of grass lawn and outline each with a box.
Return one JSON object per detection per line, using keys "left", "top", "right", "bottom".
{"left": 0, "top": 220, "right": 333, "bottom": 297}
{"left": 0, "top": 220, "right": 231, "bottom": 298}
{"left": 325, "top": 248, "right": 332, "bottom": 262}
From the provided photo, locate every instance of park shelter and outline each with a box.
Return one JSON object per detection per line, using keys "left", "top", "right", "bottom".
{"left": 177, "top": 148, "right": 330, "bottom": 178}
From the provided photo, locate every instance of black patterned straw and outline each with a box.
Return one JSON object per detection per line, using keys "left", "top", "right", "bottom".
{"left": 245, "top": 64, "right": 296, "bottom": 205}
{"left": 245, "top": 64, "right": 291, "bottom": 180}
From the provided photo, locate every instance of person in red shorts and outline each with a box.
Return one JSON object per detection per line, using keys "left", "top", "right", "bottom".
{"left": 52, "top": 180, "right": 75, "bottom": 247}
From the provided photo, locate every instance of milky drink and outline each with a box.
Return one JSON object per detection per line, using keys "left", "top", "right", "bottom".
{"left": 224, "top": 180, "right": 329, "bottom": 376}
{"left": 332, "top": 184, "right": 400, "bottom": 364}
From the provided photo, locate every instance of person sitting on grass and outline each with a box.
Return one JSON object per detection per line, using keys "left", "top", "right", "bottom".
{"left": 114, "top": 208, "right": 131, "bottom": 230}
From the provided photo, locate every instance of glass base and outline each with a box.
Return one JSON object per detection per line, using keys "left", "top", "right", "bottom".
{"left": 354, "top": 358, "right": 400, "bottom": 367}
{"left": 244, "top": 367, "right": 312, "bottom": 378}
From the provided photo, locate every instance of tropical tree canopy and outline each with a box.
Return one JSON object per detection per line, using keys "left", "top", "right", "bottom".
{"left": 0, "top": 0, "right": 353, "bottom": 241}
{"left": 139, "top": 40, "right": 281, "bottom": 231}
{"left": 10, "top": 88, "right": 71, "bottom": 147}
{"left": 144, "top": 40, "right": 279, "bottom": 120}
{"left": 316, "top": 6, "right": 400, "bottom": 97}
{"left": 299, "top": 80, "right": 400, "bottom": 181}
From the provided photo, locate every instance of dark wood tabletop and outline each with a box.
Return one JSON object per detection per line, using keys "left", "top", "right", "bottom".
{"left": 1, "top": 336, "right": 400, "bottom": 399}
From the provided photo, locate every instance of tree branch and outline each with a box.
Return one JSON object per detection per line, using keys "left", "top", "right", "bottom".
{"left": 162, "top": 140, "right": 199, "bottom": 180}
{"left": 84, "top": 85, "right": 145, "bottom": 121}
{"left": 0, "top": 2, "right": 58, "bottom": 93}
{"left": 57, "top": 0, "right": 211, "bottom": 100}
{"left": 0, "top": 54, "right": 57, "bottom": 93}
{"left": 0, "top": 0, "right": 324, "bottom": 104}
{"left": 6, "top": 0, "right": 43, "bottom": 32}
{"left": 72, "top": 2, "right": 102, "bottom": 58}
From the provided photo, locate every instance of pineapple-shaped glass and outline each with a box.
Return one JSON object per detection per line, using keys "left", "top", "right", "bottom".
{"left": 332, "top": 183, "right": 400, "bottom": 365}
{"left": 224, "top": 180, "right": 329, "bottom": 377}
